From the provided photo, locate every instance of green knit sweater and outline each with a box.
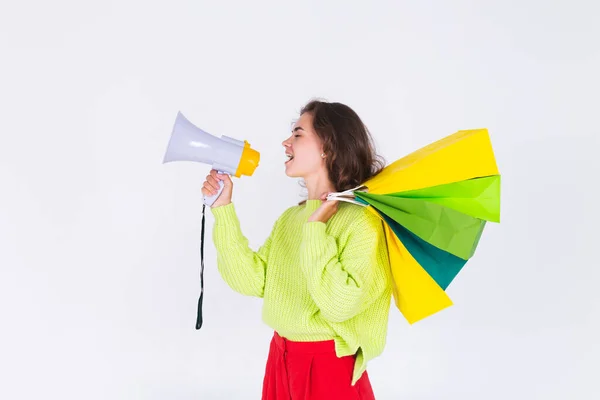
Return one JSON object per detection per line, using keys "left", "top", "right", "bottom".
{"left": 210, "top": 199, "right": 392, "bottom": 385}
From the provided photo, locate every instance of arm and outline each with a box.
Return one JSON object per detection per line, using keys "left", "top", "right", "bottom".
{"left": 299, "top": 211, "right": 388, "bottom": 323}
{"left": 211, "top": 203, "right": 277, "bottom": 298}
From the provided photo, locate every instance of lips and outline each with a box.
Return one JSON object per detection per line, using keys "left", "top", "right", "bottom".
{"left": 285, "top": 152, "right": 294, "bottom": 163}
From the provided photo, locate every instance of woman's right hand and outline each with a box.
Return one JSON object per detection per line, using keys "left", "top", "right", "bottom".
{"left": 202, "top": 169, "right": 233, "bottom": 208}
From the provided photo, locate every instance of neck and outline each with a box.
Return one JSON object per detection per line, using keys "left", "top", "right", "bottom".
{"left": 304, "top": 172, "right": 336, "bottom": 200}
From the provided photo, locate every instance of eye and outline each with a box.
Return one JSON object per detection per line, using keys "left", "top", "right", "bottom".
{"left": 294, "top": 134, "right": 301, "bottom": 138}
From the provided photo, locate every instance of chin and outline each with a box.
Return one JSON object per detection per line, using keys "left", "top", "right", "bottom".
{"left": 284, "top": 165, "right": 302, "bottom": 178}
{"left": 284, "top": 169, "right": 299, "bottom": 178}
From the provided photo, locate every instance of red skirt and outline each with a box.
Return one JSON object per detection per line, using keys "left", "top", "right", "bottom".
{"left": 261, "top": 331, "right": 375, "bottom": 400}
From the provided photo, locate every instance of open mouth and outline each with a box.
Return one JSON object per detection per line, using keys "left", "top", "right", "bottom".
{"left": 285, "top": 153, "right": 294, "bottom": 163}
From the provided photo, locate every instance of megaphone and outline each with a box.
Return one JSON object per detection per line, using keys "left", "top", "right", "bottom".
{"left": 163, "top": 111, "right": 260, "bottom": 206}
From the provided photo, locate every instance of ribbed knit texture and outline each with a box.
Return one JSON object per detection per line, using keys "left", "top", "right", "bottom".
{"left": 210, "top": 199, "right": 392, "bottom": 385}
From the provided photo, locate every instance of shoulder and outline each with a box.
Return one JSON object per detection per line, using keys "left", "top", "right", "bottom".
{"left": 333, "top": 203, "right": 389, "bottom": 262}
{"left": 334, "top": 202, "right": 384, "bottom": 236}
{"left": 273, "top": 202, "right": 303, "bottom": 224}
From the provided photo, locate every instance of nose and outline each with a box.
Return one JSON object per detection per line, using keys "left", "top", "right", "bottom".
{"left": 282, "top": 136, "right": 291, "bottom": 147}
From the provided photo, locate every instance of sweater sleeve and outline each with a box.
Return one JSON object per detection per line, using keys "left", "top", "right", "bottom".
{"left": 210, "top": 202, "right": 277, "bottom": 298}
{"left": 299, "top": 210, "right": 389, "bottom": 323}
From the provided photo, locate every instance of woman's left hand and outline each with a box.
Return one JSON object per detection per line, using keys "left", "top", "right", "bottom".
{"left": 308, "top": 193, "right": 339, "bottom": 223}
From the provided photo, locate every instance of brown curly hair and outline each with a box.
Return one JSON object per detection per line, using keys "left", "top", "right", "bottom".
{"left": 299, "top": 99, "right": 386, "bottom": 194}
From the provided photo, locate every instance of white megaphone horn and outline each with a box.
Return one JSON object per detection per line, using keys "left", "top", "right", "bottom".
{"left": 163, "top": 111, "right": 260, "bottom": 206}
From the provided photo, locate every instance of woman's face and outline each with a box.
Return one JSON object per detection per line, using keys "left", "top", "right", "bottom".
{"left": 282, "top": 112, "right": 325, "bottom": 178}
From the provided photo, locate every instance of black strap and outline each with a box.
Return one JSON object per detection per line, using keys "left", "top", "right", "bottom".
{"left": 196, "top": 203, "right": 205, "bottom": 330}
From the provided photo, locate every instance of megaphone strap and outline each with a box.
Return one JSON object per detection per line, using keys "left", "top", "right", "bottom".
{"left": 196, "top": 204, "right": 206, "bottom": 330}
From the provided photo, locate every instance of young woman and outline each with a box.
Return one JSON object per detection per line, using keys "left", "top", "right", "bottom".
{"left": 201, "top": 100, "right": 392, "bottom": 399}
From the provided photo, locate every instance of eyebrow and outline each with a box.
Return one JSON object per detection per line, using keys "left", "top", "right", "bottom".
{"left": 293, "top": 126, "right": 305, "bottom": 132}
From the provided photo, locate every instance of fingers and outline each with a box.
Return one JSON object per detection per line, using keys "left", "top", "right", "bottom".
{"left": 320, "top": 192, "right": 338, "bottom": 205}
{"left": 202, "top": 170, "right": 222, "bottom": 196}
{"left": 205, "top": 174, "right": 221, "bottom": 191}
{"left": 202, "top": 170, "right": 232, "bottom": 198}
{"left": 216, "top": 172, "right": 232, "bottom": 185}
{"left": 202, "top": 182, "right": 219, "bottom": 196}
{"left": 209, "top": 169, "right": 232, "bottom": 183}
{"left": 327, "top": 198, "right": 339, "bottom": 211}
{"left": 210, "top": 169, "right": 221, "bottom": 180}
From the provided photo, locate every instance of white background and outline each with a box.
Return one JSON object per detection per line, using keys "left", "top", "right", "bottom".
{"left": 1, "top": 1, "right": 599, "bottom": 399}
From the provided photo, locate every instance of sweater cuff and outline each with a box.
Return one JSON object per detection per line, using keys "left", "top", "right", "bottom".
{"left": 302, "top": 220, "right": 327, "bottom": 237}
{"left": 210, "top": 202, "right": 238, "bottom": 226}
{"left": 210, "top": 202, "right": 245, "bottom": 249}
